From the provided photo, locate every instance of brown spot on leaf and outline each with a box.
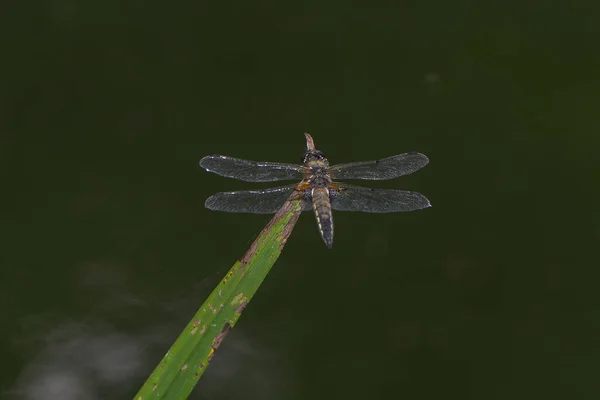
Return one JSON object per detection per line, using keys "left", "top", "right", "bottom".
{"left": 241, "top": 240, "right": 259, "bottom": 265}
{"left": 241, "top": 199, "right": 303, "bottom": 262}
{"left": 279, "top": 206, "right": 302, "bottom": 251}
{"left": 212, "top": 322, "right": 232, "bottom": 350}
{"left": 206, "top": 323, "right": 233, "bottom": 362}
{"left": 235, "top": 301, "right": 248, "bottom": 314}
{"left": 222, "top": 268, "right": 236, "bottom": 284}
{"left": 190, "top": 319, "right": 201, "bottom": 334}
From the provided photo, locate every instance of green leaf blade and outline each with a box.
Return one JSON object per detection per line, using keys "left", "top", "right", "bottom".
{"left": 134, "top": 199, "right": 303, "bottom": 400}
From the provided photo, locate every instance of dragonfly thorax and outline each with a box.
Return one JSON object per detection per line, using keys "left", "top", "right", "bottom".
{"left": 310, "top": 174, "right": 331, "bottom": 188}
{"left": 306, "top": 159, "right": 330, "bottom": 188}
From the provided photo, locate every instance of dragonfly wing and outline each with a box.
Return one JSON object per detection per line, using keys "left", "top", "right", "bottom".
{"left": 200, "top": 155, "right": 306, "bottom": 182}
{"left": 205, "top": 184, "right": 312, "bottom": 214}
{"left": 328, "top": 152, "right": 429, "bottom": 180}
{"left": 330, "top": 183, "right": 431, "bottom": 213}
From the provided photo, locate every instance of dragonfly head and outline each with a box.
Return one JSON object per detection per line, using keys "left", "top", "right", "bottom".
{"left": 302, "top": 133, "right": 329, "bottom": 166}
{"left": 302, "top": 149, "right": 328, "bottom": 166}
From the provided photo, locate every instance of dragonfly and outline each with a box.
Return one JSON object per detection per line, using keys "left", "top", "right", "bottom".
{"left": 199, "top": 133, "right": 431, "bottom": 248}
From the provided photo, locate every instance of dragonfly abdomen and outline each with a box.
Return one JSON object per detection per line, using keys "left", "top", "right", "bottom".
{"left": 311, "top": 187, "right": 334, "bottom": 248}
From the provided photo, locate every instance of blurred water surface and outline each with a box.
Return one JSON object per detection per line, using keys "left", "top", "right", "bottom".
{"left": 2, "top": 1, "right": 599, "bottom": 399}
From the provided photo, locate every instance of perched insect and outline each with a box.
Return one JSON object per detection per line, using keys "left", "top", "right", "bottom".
{"left": 199, "top": 133, "right": 431, "bottom": 248}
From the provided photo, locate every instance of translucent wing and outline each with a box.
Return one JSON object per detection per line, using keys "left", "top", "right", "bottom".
{"left": 205, "top": 184, "right": 312, "bottom": 214}
{"left": 200, "top": 155, "right": 306, "bottom": 182}
{"left": 328, "top": 152, "right": 429, "bottom": 180}
{"left": 330, "top": 183, "right": 431, "bottom": 213}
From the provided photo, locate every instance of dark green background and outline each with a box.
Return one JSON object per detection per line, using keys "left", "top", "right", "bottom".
{"left": 2, "top": 1, "right": 599, "bottom": 399}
